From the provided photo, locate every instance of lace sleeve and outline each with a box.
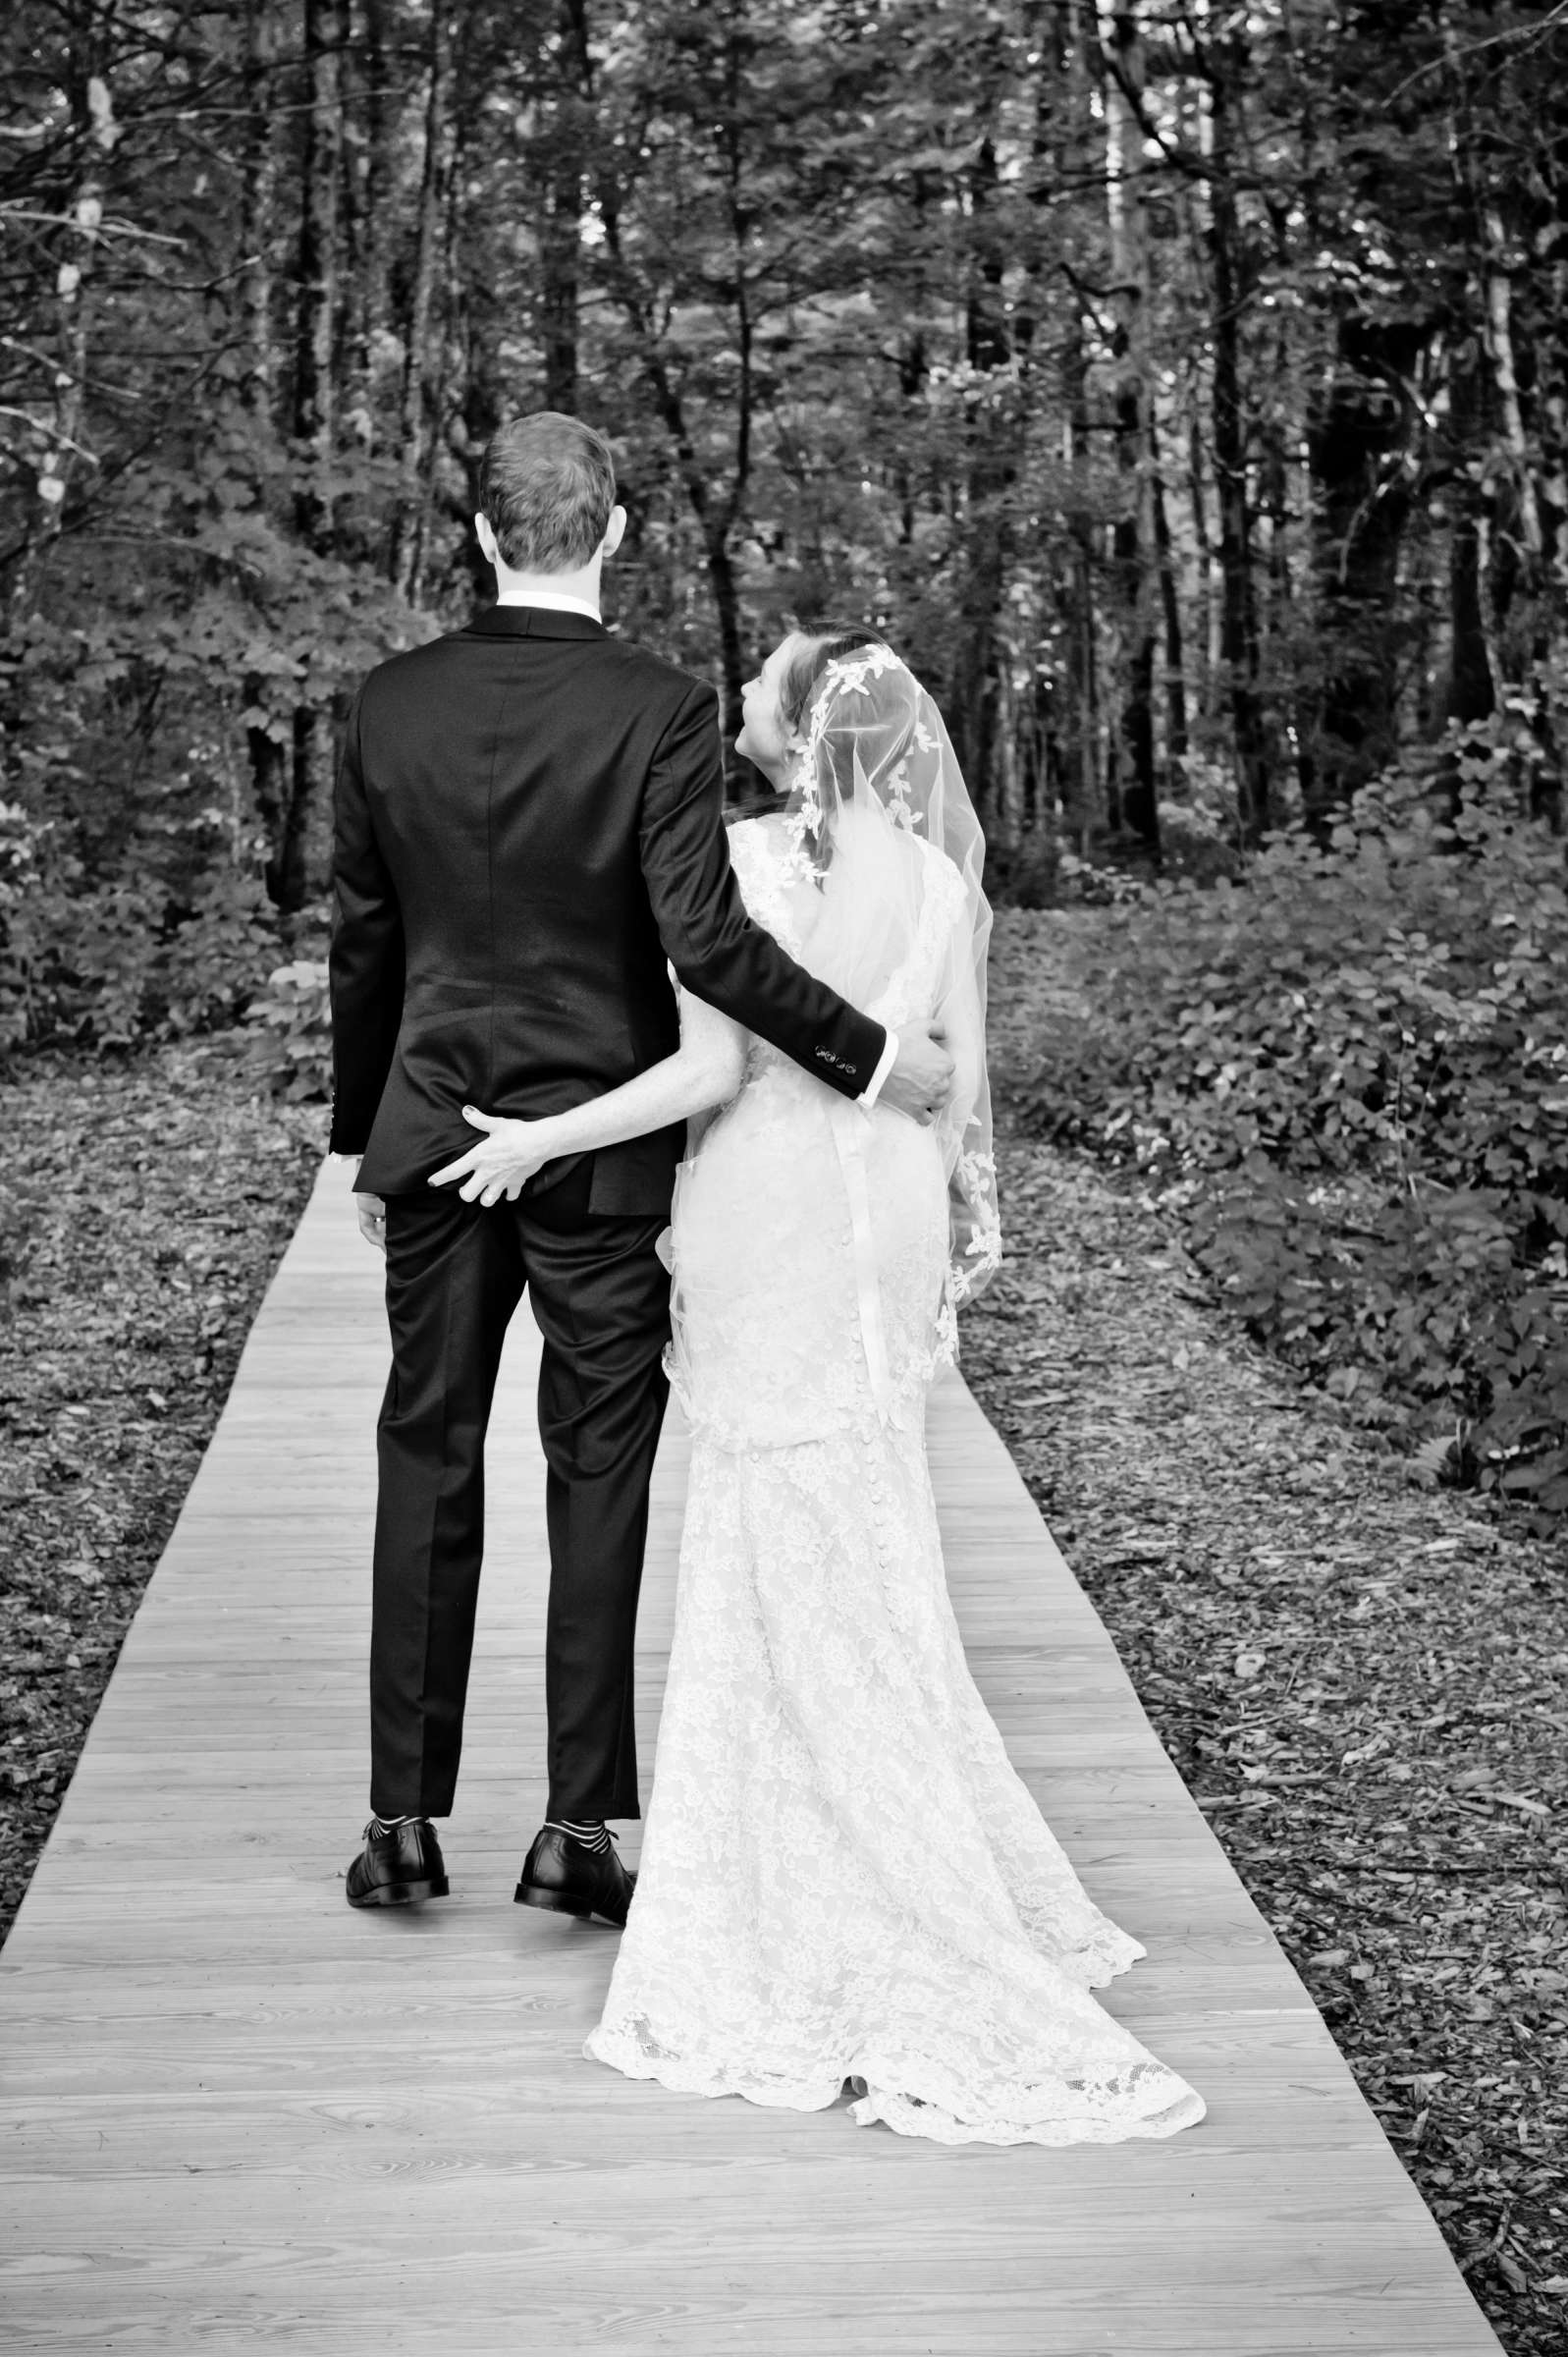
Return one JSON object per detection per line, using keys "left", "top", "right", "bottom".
{"left": 727, "top": 816, "right": 804, "bottom": 958}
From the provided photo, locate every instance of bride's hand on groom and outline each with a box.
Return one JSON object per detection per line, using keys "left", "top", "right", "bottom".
{"left": 429, "top": 1107, "right": 554, "bottom": 1206}
{"left": 881, "top": 1024, "right": 956, "bottom": 1124}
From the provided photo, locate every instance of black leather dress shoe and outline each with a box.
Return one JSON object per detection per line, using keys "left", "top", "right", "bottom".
{"left": 514, "top": 1826, "right": 636, "bottom": 1927}
{"left": 345, "top": 1818, "right": 450, "bottom": 1908}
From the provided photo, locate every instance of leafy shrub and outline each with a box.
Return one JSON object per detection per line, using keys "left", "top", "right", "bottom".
{"left": 1022, "top": 742, "right": 1568, "bottom": 1531}
{"left": 986, "top": 830, "right": 1062, "bottom": 909}
{"left": 242, "top": 955, "right": 333, "bottom": 1102}
{"left": 3, "top": 851, "right": 280, "bottom": 1053}
{"left": 1157, "top": 799, "right": 1245, "bottom": 886}
{"left": 0, "top": 474, "right": 427, "bottom": 1060}
{"left": 1056, "top": 849, "right": 1146, "bottom": 906}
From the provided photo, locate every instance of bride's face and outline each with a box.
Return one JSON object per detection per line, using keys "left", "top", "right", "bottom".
{"left": 735, "top": 634, "right": 802, "bottom": 781}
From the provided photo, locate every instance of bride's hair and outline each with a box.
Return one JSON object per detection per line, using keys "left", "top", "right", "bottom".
{"left": 778, "top": 621, "right": 882, "bottom": 741}
{"left": 761, "top": 621, "right": 884, "bottom": 870}
{"left": 783, "top": 621, "right": 902, "bottom": 874}
{"left": 731, "top": 620, "right": 882, "bottom": 832}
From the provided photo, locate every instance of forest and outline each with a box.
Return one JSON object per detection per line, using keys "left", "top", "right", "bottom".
{"left": 5, "top": 0, "right": 1567, "bottom": 934}
{"left": 4, "top": 0, "right": 1568, "bottom": 1518}
{"left": 5, "top": 21, "right": 1567, "bottom": 2340}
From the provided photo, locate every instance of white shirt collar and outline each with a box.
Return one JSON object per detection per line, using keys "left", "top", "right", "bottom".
{"left": 496, "top": 588, "right": 601, "bottom": 622}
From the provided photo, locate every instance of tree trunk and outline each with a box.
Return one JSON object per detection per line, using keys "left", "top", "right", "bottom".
{"left": 251, "top": 702, "right": 292, "bottom": 907}
{"left": 540, "top": 182, "right": 581, "bottom": 413}
{"left": 598, "top": 17, "right": 754, "bottom": 777}
{"left": 1306, "top": 309, "right": 1423, "bottom": 818}
{"left": 1445, "top": 330, "right": 1495, "bottom": 727}
{"left": 1056, "top": 0, "right": 1106, "bottom": 854}
{"left": 286, "top": 0, "right": 350, "bottom": 915}
{"left": 1099, "top": 4, "right": 1160, "bottom": 855}
{"left": 27, "top": 59, "right": 119, "bottom": 603}
{"left": 239, "top": 0, "right": 279, "bottom": 417}
{"left": 456, "top": 258, "right": 505, "bottom": 602}
{"left": 705, "top": 528, "right": 746, "bottom": 765}
{"left": 895, "top": 330, "right": 926, "bottom": 548}
{"left": 1482, "top": 201, "right": 1542, "bottom": 584}
{"left": 1477, "top": 194, "right": 1550, "bottom": 724}
{"left": 388, "top": 0, "right": 451, "bottom": 597}
{"left": 1061, "top": 288, "right": 1104, "bottom": 853}
{"left": 1257, "top": 308, "right": 1296, "bottom": 751}
{"left": 273, "top": 706, "right": 318, "bottom": 917}
{"left": 347, "top": 0, "right": 391, "bottom": 411}
{"left": 603, "top": 297, "right": 748, "bottom": 765}
{"left": 236, "top": 6, "right": 289, "bottom": 909}
{"left": 965, "top": 132, "right": 1009, "bottom": 376}
{"left": 941, "top": 126, "right": 1014, "bottom": 835}
{"left": 294, "top": 0, "right": 348, "bottom": 543}
{"left": 539, "top": 1, "right": 594, "bottom": 411}
{"left": 1207, "top": 57, "right": 1270, "bottom": 840}
{"left": 710, "top": 16, "right": 755, "bottom": 771}
{"left": 415, "top": 92, "right": 473, "bottom": 601}
{"left": 1010, "top": 1, "right": 1074, "bottom": 858}
{"left": 1150, "top": 417, "right": 1188, "bottom": 763}
{"left": 1187, "top": 411, "right": 1217, "bottom": 715}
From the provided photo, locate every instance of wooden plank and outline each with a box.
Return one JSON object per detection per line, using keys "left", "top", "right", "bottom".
{"left": 0, "top": 1160, "right": 1501, "bottom": 2356}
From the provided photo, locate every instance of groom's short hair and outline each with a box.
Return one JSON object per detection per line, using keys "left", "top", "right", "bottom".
{"left": 478, "top": 412, "right": 616, "bottom": 573}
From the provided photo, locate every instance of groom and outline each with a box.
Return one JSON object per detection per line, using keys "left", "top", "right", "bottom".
{"left": 331, "top": 411, "right": 953, "bottom": 1924}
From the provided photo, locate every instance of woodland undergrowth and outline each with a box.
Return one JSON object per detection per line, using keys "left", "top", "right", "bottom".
{"left": 1019, "top": 764, "right": 1568, "bottom": 1539}
{"left": 968, "top": 911, "right": 1566, "bottom": 2357}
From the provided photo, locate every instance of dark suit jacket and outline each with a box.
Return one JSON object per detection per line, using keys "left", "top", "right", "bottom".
{"left": 328, "top": 605, "right": 887, "bottom": 1209}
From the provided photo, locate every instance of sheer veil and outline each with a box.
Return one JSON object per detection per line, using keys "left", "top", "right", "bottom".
{"left": 594, "top": 648, "right": 1209, "bottom": 2155}
{"left": 779, "top": 642, "right": 1001, "bottom": 1308}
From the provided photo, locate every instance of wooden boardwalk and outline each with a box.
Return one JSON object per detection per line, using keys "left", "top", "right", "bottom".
{"left": 2, "top": 1161, "right": 1502, "bottom": 2356}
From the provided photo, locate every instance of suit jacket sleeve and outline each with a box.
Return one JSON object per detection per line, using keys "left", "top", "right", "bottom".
{"left": 638, "top": 680, "right": 886, "bottom": 1096}
{"left": 328, "top": 685, "right": 405, "bottom": 1156}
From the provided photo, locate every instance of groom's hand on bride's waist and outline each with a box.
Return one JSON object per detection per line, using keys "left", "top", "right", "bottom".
{"left": 880, "top": 1025, "right": 955, "bottom": 1125}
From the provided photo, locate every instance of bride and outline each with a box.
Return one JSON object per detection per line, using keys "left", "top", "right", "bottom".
{"left": 435, "top": 626, "right": 1205, "bottom": 2147}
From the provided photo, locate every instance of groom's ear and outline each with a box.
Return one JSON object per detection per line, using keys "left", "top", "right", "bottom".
{"left": 474, "top": 510, "right": 497, "bottom": 565}
{"left": 602, "top": 504, "right": 627, "bottom": 560}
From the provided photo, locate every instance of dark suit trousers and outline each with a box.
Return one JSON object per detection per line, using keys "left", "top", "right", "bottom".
{"left": 368, "top": 1162, "right": 671, "bottom": 1824}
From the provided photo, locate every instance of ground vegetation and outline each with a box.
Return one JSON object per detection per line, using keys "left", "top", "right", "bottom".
{"left": 969, "top": 913, "right": 1566, "bottom": 2357}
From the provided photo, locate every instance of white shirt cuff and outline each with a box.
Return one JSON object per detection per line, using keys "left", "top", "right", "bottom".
{"left": 859, "top": 1029, "right": 899, "bottom": 1110}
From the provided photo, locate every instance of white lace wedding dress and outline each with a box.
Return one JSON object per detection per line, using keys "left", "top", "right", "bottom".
{"left": 585, "top": 812, "right": 1206, "bottom": 2147}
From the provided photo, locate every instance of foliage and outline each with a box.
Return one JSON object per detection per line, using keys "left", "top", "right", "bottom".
{"left": 960, "top": 1124, "right": 1566, "bottom": 2357}
{"left": 0, "top": 459, "right": 427, "bottom": 1053}
{"left": 1022, "top": 725, "right": 1568, "bottom": 1530}
{"left": 243, "top": 955, "right": 333, "bottom": 1102}
{"left": 4, "top": 0, "right": 1567, "bottom": 1046}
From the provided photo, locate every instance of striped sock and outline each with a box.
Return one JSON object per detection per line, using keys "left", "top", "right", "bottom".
{"left": 546, "top": 1816, "right": 612, "bottom": 1855}
{"left": 366, "top": 1813, "right": 419, "bottom": 1841}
